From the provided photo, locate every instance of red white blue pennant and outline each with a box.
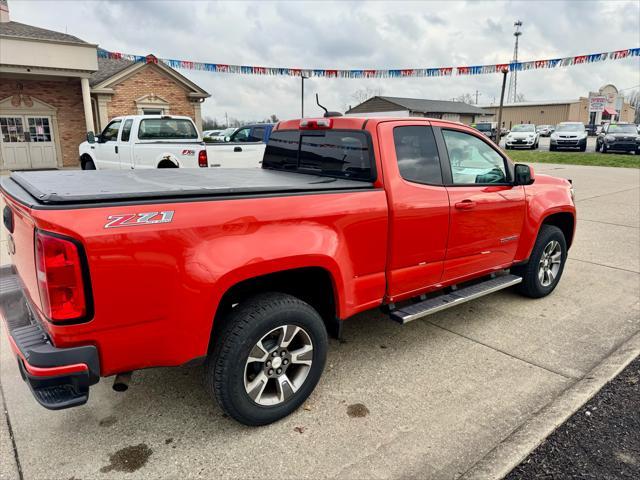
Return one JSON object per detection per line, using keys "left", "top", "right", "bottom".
{"left": 98, "top": 47, "right": 639, "bottom": 78}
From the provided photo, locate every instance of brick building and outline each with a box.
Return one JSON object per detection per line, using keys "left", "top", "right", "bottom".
{"left": 0, "top": 1, "right": 209, "bottom": 171}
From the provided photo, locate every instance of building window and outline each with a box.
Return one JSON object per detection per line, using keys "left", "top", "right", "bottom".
{"left": 142, "top": 108, "right": 163, "bottom": 115}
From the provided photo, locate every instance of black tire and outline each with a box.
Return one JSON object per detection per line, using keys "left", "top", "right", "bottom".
{"left": 82, "top": 158, "right": 96, "bottom": 170}
{"left": 206, "top": 293, "right": 328, "bottom": 426}
{"left": 579, "top": 144, "right": 586, "bottom": 152}
{"left": 550, "top": 145, "right": 557, "bottom": 152}
{"left": 512, "top": 224, "right": 567, "bottom": 298}
{"left": 602, "top": 144, "right": 608, "bottom": 154}
{"left": 595, "top": 141, "right": 601, "bottom": 152}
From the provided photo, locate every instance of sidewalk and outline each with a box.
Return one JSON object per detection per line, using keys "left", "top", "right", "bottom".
{"left": 0, "top": 163, "right": 638, "bottom": 479}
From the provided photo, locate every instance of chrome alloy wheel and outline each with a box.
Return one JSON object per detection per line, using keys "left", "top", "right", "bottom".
{"left": 244, "top": 325, "right": 313, "bottom": 406}
{"left": 538, "top": 240, "right": 562, "bottom": 287}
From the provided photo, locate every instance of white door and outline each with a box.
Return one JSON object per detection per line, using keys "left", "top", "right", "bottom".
{"left": 94, "top": 119, "right": 122, "bottom": 169}
{"left": 26, "top": 117, "right": 57, "bottom": 169}
{"left": 0, "top": 116, "right": 30, "bottom": 170}
{"left": 212, "top": 126, "right": 265, "bottom": 168}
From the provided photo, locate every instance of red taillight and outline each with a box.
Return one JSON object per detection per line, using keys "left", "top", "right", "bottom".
{"left": 35, "top": 231, "right": 88, "bottom": 322}
{"left": 299, "top": 118, "right": 332, "bottom": 130}
{"left": 198, "top": 149, "right": 208, "bottom": 167}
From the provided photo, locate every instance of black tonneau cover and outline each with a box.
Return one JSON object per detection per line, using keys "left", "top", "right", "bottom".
{"left": 4, "top": 168, "right": 374, "bottom": 206}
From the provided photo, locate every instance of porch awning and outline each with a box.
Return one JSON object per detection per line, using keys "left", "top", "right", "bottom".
{"left": 603, "top": 106, "right": 617, "bottom": 115}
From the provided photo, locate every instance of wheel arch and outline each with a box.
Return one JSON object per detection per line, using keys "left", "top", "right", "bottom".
{"left": 157, "top": 154, "right": 180, "bottom": 168}
{"left": 79, "top": 153, "right": 95, "bottom": 169}
{"left": 207, "top": 265, "right": 342, "bottom": 353}
{"left": 541, "top": 211, "right": 575, "bottom": 248}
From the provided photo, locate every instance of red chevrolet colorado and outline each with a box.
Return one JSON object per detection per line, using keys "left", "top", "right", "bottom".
{"left": 0, "top": 117, "right": 575, "bottom": 425}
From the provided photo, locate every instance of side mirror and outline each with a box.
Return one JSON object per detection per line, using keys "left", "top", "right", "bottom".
{"left": 224, "top": 136, "right": 231, "bottom": 142}
{"left": 87, "top": 131, "right": 96, "bottom": 144}
{"left": 514, "top": 163, "right": 535, "bottom": 185}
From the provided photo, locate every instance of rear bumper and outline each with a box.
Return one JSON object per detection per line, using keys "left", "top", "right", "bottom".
{"left": 0, "top": 265, "right": 100, "bottom": 410}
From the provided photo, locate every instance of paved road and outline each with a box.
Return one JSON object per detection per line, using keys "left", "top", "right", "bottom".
{"left": 1, "top": 163, "right": 639, "bottom": 479}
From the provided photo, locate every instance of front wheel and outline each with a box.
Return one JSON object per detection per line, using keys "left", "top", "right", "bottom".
{"left": 512, "top": 224, "right": 567, "bottom": 298}
{"left": 550, "top": 145, "right": 557, "bottom": 152}
{"left": 602, "top": 144, "right": 608, "bottom": 154}
{"left": 206, "top": 293, "right": 328, "bottom": 426}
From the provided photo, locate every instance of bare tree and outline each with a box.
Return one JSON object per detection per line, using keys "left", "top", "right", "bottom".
{"left": 351, "top": 87, "right": 382, "bottom": 105}
{"left": 269, "top": 114, "right": 279, "bottom": 123}
{"left": 454, "top": 93, "right": 474, "bottom": 104}
{"left": 515, "top": 93, "right": 526, "bottom": 102}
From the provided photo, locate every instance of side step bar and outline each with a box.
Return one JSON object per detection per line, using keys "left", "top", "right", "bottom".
{"left": 390, "top": 274, "right": 522, "bottom": 324}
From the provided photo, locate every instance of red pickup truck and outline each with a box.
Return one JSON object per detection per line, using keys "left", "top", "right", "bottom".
{"left": 0, "top": 116, "right": 575, "bottom": 425}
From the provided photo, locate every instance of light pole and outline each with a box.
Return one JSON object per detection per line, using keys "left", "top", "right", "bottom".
{"left": 301, "top": 75, "right": 309, "bottom": 118}
{"left": 495, "top": 68, "right": 509, "bottom": 145}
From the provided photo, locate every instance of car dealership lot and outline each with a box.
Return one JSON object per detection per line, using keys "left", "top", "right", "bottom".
{"left": 1, "top": 162, "right": 639, "bottom": 480}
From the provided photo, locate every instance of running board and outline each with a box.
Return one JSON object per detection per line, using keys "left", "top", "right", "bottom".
{"left": 390, "top": 274, "right": 522, "bottom": 324}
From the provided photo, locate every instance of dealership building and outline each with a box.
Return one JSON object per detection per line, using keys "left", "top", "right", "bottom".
{"left": 481, "top": 84, "right": 635, "bottom": 128}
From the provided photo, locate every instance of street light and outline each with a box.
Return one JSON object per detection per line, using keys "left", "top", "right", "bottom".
{"left": 495, "top": 67, "right": 509, "bottom": 145}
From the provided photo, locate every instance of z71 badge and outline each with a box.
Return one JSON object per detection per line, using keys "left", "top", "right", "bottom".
{"left": 105, "top": 211, "right": 174, "bottom": 228}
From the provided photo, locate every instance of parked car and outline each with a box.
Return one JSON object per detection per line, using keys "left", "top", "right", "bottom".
{"left": 595, "top": 123, "right": 640, "bottom": 154}
{"left": 205, "top": 123, "right": 275, "bottom": 168}
{"left": 536, "top": 125, "right": 554, "bottom": 137}
{"left": 550, "top": 122, "right": 587, "bottom": 151}
{"left": 504, "top": 124, "right": 539, "bottom": 149}
{"left": 1, "top": 116, "right": 576, "bottom": 425}
{"left": 210, "top": 127, "right": 238, "bottom": 142}
{"left": 202, "top": 129, "right": 222, "bottom": 142}
{"left": 585, "top": 124, "right": 598, "bottom": 136}
{"left": 472, "top": 122, "right": 497, "bottom": 138}
{"left": 79, "top": 115, "right": 209, "bottom": 169}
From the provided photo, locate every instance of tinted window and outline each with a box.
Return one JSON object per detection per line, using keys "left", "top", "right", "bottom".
{"left": 102, "top": 120, "right": 122, "bottom": 142}
{"left": 263, "top": 130, "right": 373, "bottom": 181}
{"left": 299, "top": 131, "right": 372, "bottom": 180}
{"left": 393, "top": 126, "right": 442, "bottom": 185}
{"left": 263, "top": 130, "right": 299, "bottom": 169}
{"left": 137, "top": 119, "right": 198, "bottom": 140}
{"left": 250, "top": 127, "right": 266, "bottom": 142}
{"left": 442, "top": 129, "right": 507, "bottom": 185}
{"left": 607, "top": 124, "right": 636, "bottom": 133}
{"left": 121, "top": 119, "right": 133, "bottom": 142}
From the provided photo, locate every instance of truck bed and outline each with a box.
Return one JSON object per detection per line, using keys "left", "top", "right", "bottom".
{"left": 1, "top": 168, "right": 375, "bottom": 208}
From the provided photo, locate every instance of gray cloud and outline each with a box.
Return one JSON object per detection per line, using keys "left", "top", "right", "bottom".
{"left": 9, "top": 0, "right": 639, "bottom": 121}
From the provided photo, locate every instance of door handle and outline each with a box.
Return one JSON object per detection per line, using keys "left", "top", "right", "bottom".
{"left": 234, "top": 146, "right": 242, "bottom": 152}
{"left": 115, "top": 146, "right": 118, "bottom": 154}
{"left": 211, "top": 164, "right": 221, "bottom": 167}
{"left": 455, "top": 200, "right": 476, "bottom": 210}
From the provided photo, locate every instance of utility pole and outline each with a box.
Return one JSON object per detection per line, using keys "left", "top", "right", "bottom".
{"left": 301, "top": 76, "right": 308, "bottom": 117}
{"left": 225, "top": 112, "right": 228, "bottom": 128}
{"left": 507, "top": 20, "right": 523, "bottom": 103}
{"left": 495, "top": 68, "right": 509, "bottom": 145}
{"left": 474, "top": 90, "right": 482, "bottom": 104}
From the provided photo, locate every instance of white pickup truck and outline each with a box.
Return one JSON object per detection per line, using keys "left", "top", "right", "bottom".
{"left": 80, "top": 115, "right": 207, "bottom": 170}
{"left": 79, "top": 115, "right": 266, "bottom": 170}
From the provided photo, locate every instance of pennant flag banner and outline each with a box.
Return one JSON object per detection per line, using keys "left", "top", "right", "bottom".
{"left": 97, "top": 47, "right": 640, "bottom": 79}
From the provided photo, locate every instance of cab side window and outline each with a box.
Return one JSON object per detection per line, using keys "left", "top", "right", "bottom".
{"left": 393, "top": 126, "right": 443, "bottom": 185}
{"left": 442, "top": 129, "right": 507, "bottom": 185}
{"left": 101, "top": 120, "right": 122, "bottom": 142}
{"left": 120, "top": 119, "right": 133, "bottom": 142}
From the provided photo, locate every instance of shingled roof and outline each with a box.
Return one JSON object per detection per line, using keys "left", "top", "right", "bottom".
{"left": 0, "top": 20, "right": 87, "bottom": 44}
{"left": 89, "top": 50, "right": 135, "bottom": 86}
{"left": 378, "top": 96, "right": 488, "bottom": 115}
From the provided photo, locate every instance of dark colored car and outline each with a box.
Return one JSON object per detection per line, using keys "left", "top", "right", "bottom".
{"left": 596, "top": 123, "right": 640, "bottom": 154}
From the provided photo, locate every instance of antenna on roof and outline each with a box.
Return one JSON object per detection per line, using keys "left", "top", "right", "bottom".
{"left": 315, "top": 93, "right": 342, "bottom": 118}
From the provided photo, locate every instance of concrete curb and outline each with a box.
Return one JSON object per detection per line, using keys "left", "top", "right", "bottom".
{"left": 460, "top": 331, "right": 640, "bottom": 480}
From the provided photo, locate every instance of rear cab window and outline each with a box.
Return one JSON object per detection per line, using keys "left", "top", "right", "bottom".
{"left": 393, "top": 126, "right": 443, "bottom": 185}
{"left": 263, "top": 130, "right": 374, "bottom": 181}
{"left": 137, "top": 118, "right": 198, "bottom": 140}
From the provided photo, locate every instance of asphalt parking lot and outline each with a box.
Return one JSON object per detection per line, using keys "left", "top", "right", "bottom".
{"left": 1, "top": 162, "right": 639, "bottom": 480}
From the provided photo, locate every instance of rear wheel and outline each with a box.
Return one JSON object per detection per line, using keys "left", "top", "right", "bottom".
{"left": 206, "top": 293, "right": 328, "bottom": 426}
{"left": 513, "top": 224, "right": 567, "bottom": 298}
{"left": 550, "top": 144, "right": 557, "bottom": 152}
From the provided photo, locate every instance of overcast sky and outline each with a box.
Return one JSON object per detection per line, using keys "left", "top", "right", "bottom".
{"left": 9, "top": 0, "right": 640, "bottom": 122}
